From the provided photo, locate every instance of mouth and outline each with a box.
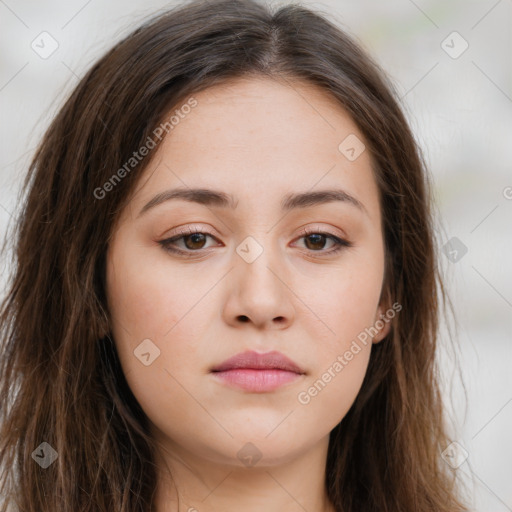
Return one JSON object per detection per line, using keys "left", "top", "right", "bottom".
{"left": 210, "top": 350, "right": 306, "bottom": 393}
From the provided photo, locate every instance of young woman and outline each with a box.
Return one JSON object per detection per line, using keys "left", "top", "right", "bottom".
{"left": 0, "top": 0, "right": 469, "bottom": 510}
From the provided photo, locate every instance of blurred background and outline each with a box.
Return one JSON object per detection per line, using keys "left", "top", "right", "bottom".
{"left": 0, "top": 0, "right": 511, "bottom": 510}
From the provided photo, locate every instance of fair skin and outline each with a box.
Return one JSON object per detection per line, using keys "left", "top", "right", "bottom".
{"left": 106, "top": 76, "right": 391, "bottom": 512}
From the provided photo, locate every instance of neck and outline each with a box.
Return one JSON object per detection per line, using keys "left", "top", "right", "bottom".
{"left": 152, "top": 432, "right": 336, "bottom": 512}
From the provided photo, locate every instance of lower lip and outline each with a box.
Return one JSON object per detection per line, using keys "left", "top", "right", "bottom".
{"left": 211, "top": 369, "right": 302, "bottom": 392}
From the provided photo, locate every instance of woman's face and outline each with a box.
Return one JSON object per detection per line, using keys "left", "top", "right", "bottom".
{"left": 106, "top": 76, "right": 390, "bottom": 469}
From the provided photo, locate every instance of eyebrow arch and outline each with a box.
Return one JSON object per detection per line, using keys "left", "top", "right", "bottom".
{"left": 137, "top": 187, "right": 368, "bottom": 217}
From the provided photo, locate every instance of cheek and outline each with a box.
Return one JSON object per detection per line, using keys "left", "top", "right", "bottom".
{"left": 105, "top": 237, "right": 216, "bottom": 412}
{"left": 105, "top": 239, "right": 189, "bottom": 381}
{"left": 294, "top": 279, "right": 378, "bottom": 430}
{"left": 305, "top": 249, "right": 385, "bottom": 349}
{"left": 296, "top": 342, "right": 371, "bottom": 429}
{"left": 293, "top": 247, "right": 383, "bottom": 420}
{"left": 106, "top": 234, "right": 205, "bottom": 343}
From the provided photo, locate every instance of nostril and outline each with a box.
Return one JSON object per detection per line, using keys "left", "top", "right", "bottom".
{"left": 238, "top": 315, "right": 249, "bottom": 322}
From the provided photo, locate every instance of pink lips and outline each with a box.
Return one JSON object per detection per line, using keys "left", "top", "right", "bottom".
{"left": 210, "top": 350, "right": 305, "bottom": 392}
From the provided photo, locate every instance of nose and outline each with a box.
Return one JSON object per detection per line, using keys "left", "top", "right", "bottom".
{"left": 222, "top": 243, "right": 296, "bottom": 331}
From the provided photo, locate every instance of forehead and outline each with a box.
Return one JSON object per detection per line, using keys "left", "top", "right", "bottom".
{"left": 123, "top": 76, "right": 381, "bottom": 224}
{"left": 168, "top": 76, "right": 361, "bottom": 155}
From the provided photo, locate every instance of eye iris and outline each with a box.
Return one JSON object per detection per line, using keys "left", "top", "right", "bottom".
{"left": 184, "top": 233, "right": 207, "bottom": 250}
{"left": 304, "top": 233, "right": 326, "bottom": 250}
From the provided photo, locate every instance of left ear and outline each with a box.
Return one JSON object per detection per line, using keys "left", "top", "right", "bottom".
{"left": 372, "top": 291, "right": 392, "bottom": 344}
{"left": 372, "top": 307, "right": 391, "bottom": 344}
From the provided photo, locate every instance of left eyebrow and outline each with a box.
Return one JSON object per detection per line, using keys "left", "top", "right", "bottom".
{"left": 137, "top": 187, "right": 368, "bottom": 217}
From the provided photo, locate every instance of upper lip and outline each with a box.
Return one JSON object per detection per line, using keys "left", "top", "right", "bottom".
{"left": 210, "top": 350, "right": 305, "bottom": 374}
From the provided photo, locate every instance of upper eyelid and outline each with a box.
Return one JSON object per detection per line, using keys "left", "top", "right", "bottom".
{"left": 166, "top": 222, "right": 347, "bottom": 237}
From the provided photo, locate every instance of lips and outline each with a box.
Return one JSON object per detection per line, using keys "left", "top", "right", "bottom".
{"left": 210, "top": 350, "right": 305, "bottom": 393}
{"left": 210, "top": 350, "right": 305, "bottom": 374}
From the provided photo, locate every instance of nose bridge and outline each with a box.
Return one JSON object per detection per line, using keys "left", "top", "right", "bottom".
{"left": 235, "top": 232, "right": 284, "bottom": 293}
{"left": 226, "top": 230, "right": 294, "bottom": 328}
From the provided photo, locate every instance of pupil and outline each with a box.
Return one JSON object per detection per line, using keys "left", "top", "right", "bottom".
{"left": 186, "top": 233, "right": 205, "bottom": 249}
{"left": 306, "top": 234, "right": 325, "bottom": 250}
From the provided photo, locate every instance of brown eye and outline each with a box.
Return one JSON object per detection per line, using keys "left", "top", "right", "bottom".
{"left": 294, "top": 229, "right": 353, "bottom": 256}
{"left": 303, "top": 233, "right": 329, "bottom": 251}
{"left": 182, "top": 233, "right": 208, "bottom": 250}
{"left": 158, "top": 229, "right": 219, "bottom": 256}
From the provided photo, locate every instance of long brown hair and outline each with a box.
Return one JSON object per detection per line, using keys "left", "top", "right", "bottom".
{"left": 0, "top": 0, "right": 468, "bottom": 510}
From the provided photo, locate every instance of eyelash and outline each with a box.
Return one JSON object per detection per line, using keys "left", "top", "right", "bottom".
{"left": 158, "top": 226, "right": 353, "bottom": 258}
